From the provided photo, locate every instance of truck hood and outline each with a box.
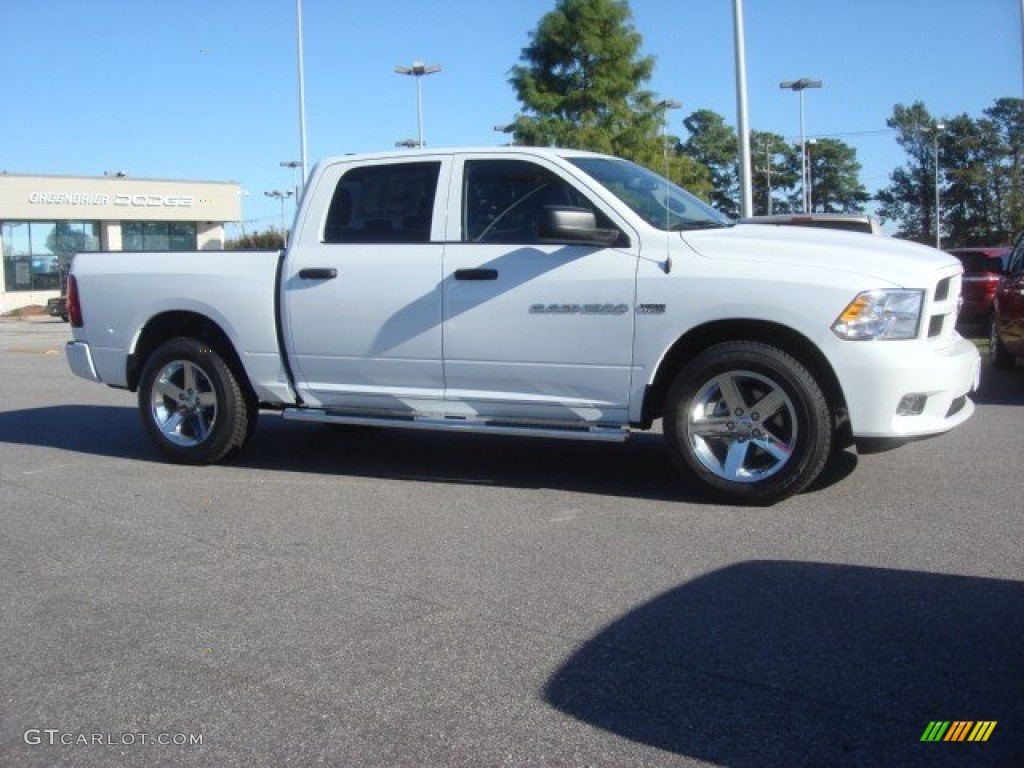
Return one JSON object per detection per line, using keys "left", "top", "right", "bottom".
{"left": 680, "top": 224, "right": 961, "bottom": 287}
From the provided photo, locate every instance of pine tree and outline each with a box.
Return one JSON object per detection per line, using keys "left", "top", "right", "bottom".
{"left": 508, "top": 0, "right": 662, "bottom": 165}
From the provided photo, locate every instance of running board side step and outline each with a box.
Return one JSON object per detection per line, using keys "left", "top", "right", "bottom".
{"left": 282, "top": 409, "right": 629, "bottom": 443}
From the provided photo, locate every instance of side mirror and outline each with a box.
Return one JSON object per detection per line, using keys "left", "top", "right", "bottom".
{"left": 539, "top": 206, "right": 621, "bottom": 247}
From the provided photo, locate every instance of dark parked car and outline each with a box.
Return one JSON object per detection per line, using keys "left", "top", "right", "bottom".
{"left": 990, "top": 237, "right": 1024, "bottom": 369}
{"left": 947, "top": 246, "right": 1011, "bottom": 330}
{"left": 45, "top": 265, "right": 70, "bottom": 322}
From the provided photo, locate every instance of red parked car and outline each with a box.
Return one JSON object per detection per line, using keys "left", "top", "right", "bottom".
{"left": 947, "top": 246, "right": 1011, "bottom": 330}
{"left": 990, "top": 237, "right": 1024, "bottom": 369}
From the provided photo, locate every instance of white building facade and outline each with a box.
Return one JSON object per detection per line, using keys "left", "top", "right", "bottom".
{"left": 0, "top": 172, "right": 241, "bottom": 313}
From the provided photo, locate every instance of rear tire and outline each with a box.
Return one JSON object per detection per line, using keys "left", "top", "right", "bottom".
{"left": 663, "top": 341, "right": 832, "bottom": 505}
{"left": 138, "top": 337, "right": 254, "bottom": 464}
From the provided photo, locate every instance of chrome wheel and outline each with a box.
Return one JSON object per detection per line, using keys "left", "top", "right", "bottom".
{"left": 149, "top": 359, "right": 218, "bottom": 447}
{"left": 686, "top": 369, "right": 797, "bottom": 484}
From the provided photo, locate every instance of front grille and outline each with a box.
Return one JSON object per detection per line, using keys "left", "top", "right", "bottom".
{"left": 923, "top": 273, "right": 961, "bottom": 341}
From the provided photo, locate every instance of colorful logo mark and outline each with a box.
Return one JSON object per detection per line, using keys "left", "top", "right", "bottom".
{"left": 921, "top": 721, "right": 996, "bottom": 742}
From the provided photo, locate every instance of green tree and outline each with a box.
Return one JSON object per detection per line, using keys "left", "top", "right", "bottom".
{"left": 876, "top": 102, "right": 939, "bottom": 244}
{"left": 879, "top": 98, "right": 1024, "bottom": 246}
{"left": 681, "top": 109, "right": 738, "bottom": 216}
{"left": 508, "top": 0, "right": 663, "bottom": 165}
{"left": 225, "top": 228, "right": 286, "bottom": 250}
{"left": 750, "top": 130, "right": 800, "bottom": 215}
{"left": 804, "top": 138, "right": 870, "bottom": 213}
{"left": 984, "top": 97, "right": 1024, "bottom": 240}
{"left": 940, "top": 113, "right": 1004, "bottom": 246}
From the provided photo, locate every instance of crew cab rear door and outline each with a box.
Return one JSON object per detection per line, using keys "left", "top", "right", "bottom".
{"left": 441, "top": 154, "right": 638, "bottom": 423}
{"left": 280, "top": 155, "right": 451, "bottom": 410}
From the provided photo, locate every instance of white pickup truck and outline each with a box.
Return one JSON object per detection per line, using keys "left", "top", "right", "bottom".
{"left": 65, "top": 147, "right": 980, "bottom": 504}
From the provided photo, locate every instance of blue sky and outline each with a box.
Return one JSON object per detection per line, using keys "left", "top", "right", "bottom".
{"left": 2, "top": 0, "right": 1021, "bottom": 233}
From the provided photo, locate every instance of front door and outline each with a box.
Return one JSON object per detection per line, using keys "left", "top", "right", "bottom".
{"left": 441, "top": 156, "right": 638, "bottom": 423}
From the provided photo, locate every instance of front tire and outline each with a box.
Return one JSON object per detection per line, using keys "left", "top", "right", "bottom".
{"left": 138, "top": 337, "right": 254, "bottom": 464}
{"left": 663, "top": 341, "right": 832, "bottom": 505}
{"left": 989, "top": 320, "right": 1015, "bottom": 369}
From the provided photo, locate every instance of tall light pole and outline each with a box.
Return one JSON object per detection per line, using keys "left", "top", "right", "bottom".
{"left": 395, "top": 61, "right": 442, "bottom": 148}
{"left": 295, "top": 0, "right": 308, "bottom": 184}
{"left": 733, "top": 0, "right": 753, "bottom": 217}
{"left": 921, "top": 123, "right": 946, "bottom": 249}
{"left": 265, "top": 190, "right": 294, "bottom": 246}
{"left": 657, "top": 99, "right": 682, "bottom": 230}
{"left": 757, "top": 138, "right": 775, "bottom": 215}
{"left": 657, "top": 99, "right": 682, "bottom": 174}
{"left": 806, "top": 138, "right": 817, "bottom": 212}
{"left": 780, "top": 77, "right": 823, "bottom": 212}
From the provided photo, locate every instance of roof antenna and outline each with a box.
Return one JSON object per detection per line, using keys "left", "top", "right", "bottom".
{"left": 658, "top": 99, "right": 682, "bottom": 276}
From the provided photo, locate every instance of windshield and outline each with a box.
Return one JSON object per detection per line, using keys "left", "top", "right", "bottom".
{"left": 568, "top": 156, "right": 732, "bottom": 231}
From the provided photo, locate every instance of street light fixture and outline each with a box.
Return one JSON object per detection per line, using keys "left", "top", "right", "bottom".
{"left": 395, "top": 139, "right": 423, "bottom": 148}
{"left": 494, "top": 123, "right": 517, "bottom": 146}
{"left": 921, "top": 123, "right": 946, "bottom": 249}
{"left": 264, "top": 190, "right": 294, "bottom": 246}
{"left": 280, "top": 160, "right": 301, "bottom": 207}
{"left": 394, "top": 60, "right": 442, "bottom": 148}
{"left": 780, "top": 77, "right": 823, "bottom": 212}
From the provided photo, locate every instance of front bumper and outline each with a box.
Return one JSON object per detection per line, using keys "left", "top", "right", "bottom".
{"left": 833, "top": 336, "right": 980, "bottom": 438}
{"left": 66, "top": 341, "right": 101, "bottom": 383}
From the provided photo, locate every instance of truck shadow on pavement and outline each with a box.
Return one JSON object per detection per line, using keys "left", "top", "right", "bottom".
{"left": 544, "top": 560, "right": 1023, "bottom": 768}
{"left": 0, "top": 405, "right": 856, "bottom": 504}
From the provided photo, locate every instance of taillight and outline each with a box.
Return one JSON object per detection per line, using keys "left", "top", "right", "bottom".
{"left": 67, "top": 274, "right": 83, "bottom": 328}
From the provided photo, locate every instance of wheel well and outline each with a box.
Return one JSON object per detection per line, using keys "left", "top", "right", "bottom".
{"left": 643, "top": 320, "right": 849, "bottom": 438}
{"left": 127, "top": 312, "right": 256, "bottom": 406}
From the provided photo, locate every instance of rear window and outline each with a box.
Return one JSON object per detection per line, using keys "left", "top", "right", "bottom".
{"left": 324, "top": 161, "right": 440, "bottom": 244}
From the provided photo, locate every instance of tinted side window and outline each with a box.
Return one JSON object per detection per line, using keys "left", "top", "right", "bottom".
{"left": 462, "top": 159, "right": 612, "bottom": 244}
{"left": 1010, "top": 238, "right": 1024, "bottom": 276}
{"left": 324, "top": 162, "right": 440, "bottom": 244}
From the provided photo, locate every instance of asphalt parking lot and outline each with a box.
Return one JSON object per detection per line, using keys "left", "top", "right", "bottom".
{"left": 1, "top": 317, "right": 1021, "bottom": 767}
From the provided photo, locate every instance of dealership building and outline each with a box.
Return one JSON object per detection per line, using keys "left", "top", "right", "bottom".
{"left": 0, "top": 172, "right": 241, "bottom": 313}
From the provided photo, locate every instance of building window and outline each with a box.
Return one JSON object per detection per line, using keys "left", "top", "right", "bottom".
{"left": 2, "top": 220, "right": 99, "bottom": 292}
{"left": 123, "top": 222, "right": 197, "bottom": 251}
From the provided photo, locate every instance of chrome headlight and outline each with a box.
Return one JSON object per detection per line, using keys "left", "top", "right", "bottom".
{"left": 832, "top": 289, "right": 923, "bottom": 340}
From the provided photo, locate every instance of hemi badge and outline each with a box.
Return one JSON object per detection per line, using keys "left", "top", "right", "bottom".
{"left": 637, "top": 304, "right": 666, "bottom": 315}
